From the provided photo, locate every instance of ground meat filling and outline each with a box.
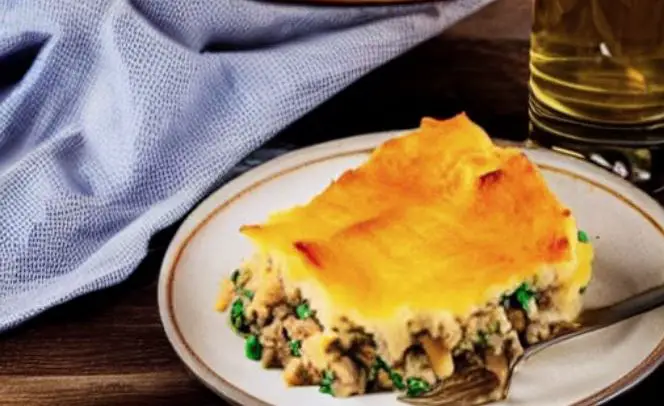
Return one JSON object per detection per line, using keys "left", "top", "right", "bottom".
{"left": 219, "top": 261, "right": 585, "bottom": 398}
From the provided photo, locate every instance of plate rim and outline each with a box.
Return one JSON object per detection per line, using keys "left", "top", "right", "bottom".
{"left": 158, "top": 130, "right": 664, "bottom": 406}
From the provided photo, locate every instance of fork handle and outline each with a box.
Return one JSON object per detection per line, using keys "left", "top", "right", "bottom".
{"left": 523, "top": 284, "right": 664, "bottom": 360}
{"left": 579, "top": 283, "right": 664, "bottom": 328}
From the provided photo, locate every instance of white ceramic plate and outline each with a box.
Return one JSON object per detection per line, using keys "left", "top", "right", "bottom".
{"left": 158, "top": 131, "right": 664, "bottom": 406}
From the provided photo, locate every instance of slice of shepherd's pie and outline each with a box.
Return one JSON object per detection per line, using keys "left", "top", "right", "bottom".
{"left": 216, "top": 114, "right": 594, "bottom": 400}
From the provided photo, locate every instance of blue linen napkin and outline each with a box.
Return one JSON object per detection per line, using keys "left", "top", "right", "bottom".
{"left": 0, "top": 0, "right": 492, "bottom": 331}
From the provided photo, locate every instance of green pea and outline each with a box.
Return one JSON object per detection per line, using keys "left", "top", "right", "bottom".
{"left": 514, "top": 283, "right": 535, "bottom": 310}
{"left": 229, "top": 299, "right": 245, "bottom": 333}
{"left": 578, "top": 230, "right": 590, "bottom": 243}
{"left": 245, "top": 334, "right": 262, "bottom": 361}
{"left": 390, "top": 372, "right": 406, "bottom": 390}
{"left": 289, "top": 340, "right": 301, "bottom": 357}
{"left": 296, "top": 303, "right": 312, "bottom": 319}
{"left": 406, "top": 377, "right": 431, "bottom": 397}
{"left": 230, "top": 298, "right": 243, "bottom": 316}
{"left": 319, "top": 370, "right": 334, "bottom": 396}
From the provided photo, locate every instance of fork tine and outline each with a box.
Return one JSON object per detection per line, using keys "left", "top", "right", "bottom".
{"left": 398, "top": 366, "right": 503, "bottom": 406}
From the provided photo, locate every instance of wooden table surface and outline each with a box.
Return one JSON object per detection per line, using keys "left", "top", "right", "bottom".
{"left": 1, "top": 1, "right": 662, "bottom": 405}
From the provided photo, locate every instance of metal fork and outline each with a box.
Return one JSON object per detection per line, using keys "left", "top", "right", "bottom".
{"left": 399, "top": 284, "right": 664, "bottom": 406}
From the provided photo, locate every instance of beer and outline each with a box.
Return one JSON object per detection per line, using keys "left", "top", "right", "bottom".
{"left": 528, "top": 0, "right": 664, "bottom": 187}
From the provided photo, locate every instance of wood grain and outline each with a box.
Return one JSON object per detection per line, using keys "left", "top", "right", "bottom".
{"left": 0, "top": 0, "right": 661, "bottom": 405}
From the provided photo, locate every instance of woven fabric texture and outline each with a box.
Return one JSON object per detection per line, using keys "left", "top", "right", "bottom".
{"left": 0, "top": 0, "right": 491, "bottom": 330}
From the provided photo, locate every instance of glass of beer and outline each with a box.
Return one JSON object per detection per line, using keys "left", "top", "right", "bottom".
{"left": 528, "top": 0, "right": 664, "bottom": 192}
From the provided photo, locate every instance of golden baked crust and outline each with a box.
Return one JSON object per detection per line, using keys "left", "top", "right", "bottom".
{"left": 242, "top": 114, "right": 584, "bottom": 317}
